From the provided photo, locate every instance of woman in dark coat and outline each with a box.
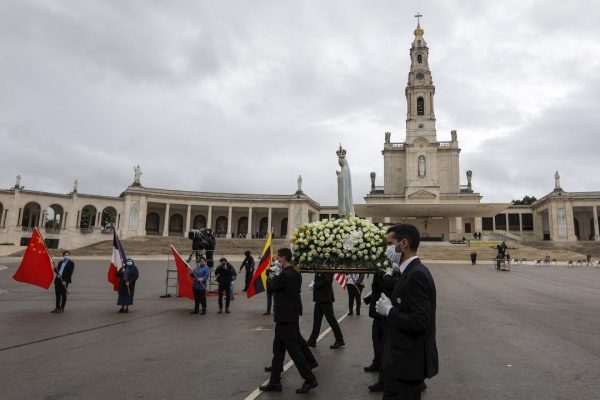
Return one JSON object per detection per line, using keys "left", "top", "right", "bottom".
{"left": 117, "top": 258, "right": 139, "bottom": 313}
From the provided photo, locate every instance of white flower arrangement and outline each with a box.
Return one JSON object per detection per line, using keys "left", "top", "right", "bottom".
{"left": 291, "top": 217, "right": 390, "bottom": 271}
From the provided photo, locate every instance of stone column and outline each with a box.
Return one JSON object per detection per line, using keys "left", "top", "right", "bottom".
{"left": 63, "top": 212, "right": 68, "bottom": 230}
{"left": 137, "top": 197, "right": 148, "bottom": 236}
{"left": 565, "top": 202, "right": 576, "bottom": 241}
{"left": 227, "top": 206, "right": 233, "bottom": 238}
{"left": 519, "top": 213, "right": 523, "bottom": 236}
{"left": 505, "top": 213, "right": 509, "bottom": 232}
{"left": 162, "top": 203, "right": 170, "bottom": 237}
{"left": 185, "top": 204, "right": 191, "bottom": 234}
{"left": 492, "top": 215, "right": 496, "bottom": 232}
{"left": 246, "top": 207, "right": 253, "bottom": 239}
{"left": 207, "top": 205, "right": 213, "bottom": 231}
{"left": 455, "top": 217, "right": 463, "bottom": 236}
{"left": 287, "top": 205, "right": 294, "bottom": 239}
{"left": 39, "top": 210, "right": 46, "bottom": 228}
{"left": 97, "top": 211, "right": 102, "bottom": 228}
{"left": 593, "top": 205, "right": 599, "bottom": 241}
{"left": 474, "top": 217, "right": 482, "bottom": 233}
{"left": 267, "top": 207, "right": 272, "bottom": 235}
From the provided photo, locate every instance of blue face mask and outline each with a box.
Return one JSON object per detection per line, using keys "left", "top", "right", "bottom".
{"left": 126, "top": 261, "right": 133, "bottom": 267}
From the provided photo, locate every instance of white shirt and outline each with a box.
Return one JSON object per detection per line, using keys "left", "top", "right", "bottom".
{"left": 399, "top": 256, "right": 419, "bottom": 275}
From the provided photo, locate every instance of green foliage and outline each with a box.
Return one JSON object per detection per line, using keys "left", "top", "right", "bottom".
{"left": 512, "top": 195, "right": 537, "bottom": 205}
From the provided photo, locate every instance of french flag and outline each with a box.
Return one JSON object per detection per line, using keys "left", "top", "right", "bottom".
{"left": 334, "top": 272, "right": 347, "bottom": 289}
{"left": 108, "top": 232, "right": 127, "bottom": 291}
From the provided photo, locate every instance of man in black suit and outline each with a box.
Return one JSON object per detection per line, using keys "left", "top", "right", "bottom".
{"left": 375, "top": 224, "right": 438, "bottom": 400}
{"left": 51, "top": 250, "right": 74, "bottom": 313}
{"left": 307, "top": 272, "right": 345, "bottom": 349}
{"left": 259, "top": 248, "right": 319, "bottom": 394}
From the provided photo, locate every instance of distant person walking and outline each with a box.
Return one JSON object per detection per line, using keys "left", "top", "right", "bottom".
{"left": 470, "top": 251, "right": 477, "bottom": 265}
{"left": 346, "top": 273, "right": 364, "bottom": 316}
{"left": 239, "top": 250, "right": 255, "bottom": 292}
{"left": 216, "top": 258, "right": 236, "bottom": 313}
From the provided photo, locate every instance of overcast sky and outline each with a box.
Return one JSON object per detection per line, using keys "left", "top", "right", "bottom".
{"left": 1, "top": 0, "right": 599, "bottom": 206}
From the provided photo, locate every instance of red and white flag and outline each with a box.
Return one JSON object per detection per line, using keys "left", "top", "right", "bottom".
{"left": 334, "top": 272, "right": 347, "bottom": 289}
{"left": 108, "top": 232, "right": 127, "bottom": 291}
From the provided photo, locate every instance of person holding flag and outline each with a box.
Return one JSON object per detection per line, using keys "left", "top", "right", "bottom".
{"left": 51, "top": 251, "right": 75, "bottom": 314}
{"left": 116, "top": 258, "right": 139, "bottom": 313}
{"left": 190, "top": 256, "right": 209, "bottom": 315}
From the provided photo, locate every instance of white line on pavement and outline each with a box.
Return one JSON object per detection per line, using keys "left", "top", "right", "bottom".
{"left": 243, "top": 311, "right": 351, "bottom": 400}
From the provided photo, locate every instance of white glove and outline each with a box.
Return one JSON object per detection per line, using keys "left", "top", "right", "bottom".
{"left": 375, "top": 293, "right": 393, "bottom": 317}
{"left": 384, "top": 267, "right": 393, "bottom": 276}
{"left": 308, "top": 280, "right": 315, "bottom": 290}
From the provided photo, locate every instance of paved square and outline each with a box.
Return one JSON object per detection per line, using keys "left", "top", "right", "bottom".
{"left": 1, "top": 259, "right": 599, "bottom": 399}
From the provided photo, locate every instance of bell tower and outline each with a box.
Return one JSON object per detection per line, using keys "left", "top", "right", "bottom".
{"left": 405, "top": 14, "right": 437, "bottom": 143}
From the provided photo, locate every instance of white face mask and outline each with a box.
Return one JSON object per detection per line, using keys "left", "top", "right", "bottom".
{"left": 63, "top": 256, "right": 70, "bottom": 261}
{"left": 386, "top": 244, "right": 402, "bottom": 265}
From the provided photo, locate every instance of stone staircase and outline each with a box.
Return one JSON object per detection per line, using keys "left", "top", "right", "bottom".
{"left": 69, "top": 236, "right": 289, "bottom": 258}
{"left": 417, "top": 241, "right": 586, "bottom": 262}
{"left": 523, "top": 241, "right": 600, "bottom": 259}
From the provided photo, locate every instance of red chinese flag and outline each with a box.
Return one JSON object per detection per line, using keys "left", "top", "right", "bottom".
{"left": 170, "top": 245, "right": 194, "bottom": 300}
{"left": 12, "top": 228, "right": 54, "bottom": 289}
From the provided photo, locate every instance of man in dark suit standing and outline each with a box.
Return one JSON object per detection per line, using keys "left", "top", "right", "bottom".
{"left": 307, "top": 272, "right": 345, "bottom": 349}
{"left": 376, "top": 224, "right": 438, "bottom": 400}
{"left": 259, "top": 248, "right": 318, "bottom": 394}
{"left": 51, "top": 250, "right": 74, "bottom": 313}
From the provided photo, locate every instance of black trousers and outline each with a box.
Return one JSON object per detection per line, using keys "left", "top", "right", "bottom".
{"left": 270, "top": 321, "right": 316, "bottom": 384}
{"left": 54, "top": 281, "right": 68, "bottom": 309}
{"left": 347, "top": 285, "right": 361, "bottom": 314}
{"left": 308, "top": 302, "right": 344, "bottom": 342}
{"left": 297, "top": 325, "right": 316, "bottom": 365}
{"left": 371, "top": 317, "right": 385, "bottom": 369}
{"left": 193, "top": 288, "right": 207, "bottom": 312}
{"left": 383, "top": 376, "right": 423, "bottom": 400}
{"left": 266, "top": 288, "right": 273, "bottom": 313}
{"left": 218, "top": 286, "right": 231, "bottom": 309}
{"left": 243, "top": 270, "right": 253, "bottom": 291}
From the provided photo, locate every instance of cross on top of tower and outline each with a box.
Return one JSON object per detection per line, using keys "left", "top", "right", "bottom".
{"left": 414, "top": 12, "right": 423, "bottom": 27}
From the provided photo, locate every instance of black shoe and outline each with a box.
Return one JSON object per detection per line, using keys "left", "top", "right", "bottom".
{"left": 200, "top": 310, "right": 206, "bottom": 315}
{"left": 225, "top": 309, "right": 231, "bottom": 314}
{"left": 356, "top": 310, "right": 360, "bottom": 316}
{"left": 330, "top": 340, "right": 345, "bottom": 349}
{"left": 363, "top": 364, "right": 380, "bottom": 372}
{"left": 307, "top": 340, "right": 316, "bottom": 348}
{"left": 368, "top": 382, "right": 384, "bottom": 392}
{"left": 348, "top": 311, "right": 353, "bottom": 316}
{"left": 296, "top": 380, "right": 318, "bottom": 394}
{"left": 124, "top": 308, "right": 129, "bottom": 313}
{"left": 264, "top": 366, "right": 272, "bottom": 372}
{"left": 190, "top": 311, "right": 199, "bottom": 314}
{"left": 263, "top": 311, "right": 271, "bottom": 316}
{"left": 218, "top": 309, "right": 223, "bottom": 314}
{"left": 308, "top": 361, "right": 319, "bottom": 369}
{"left": 118, "top": 308, "right": 125, "bottom": 313}
{"left": 259, "top": 383, "right": 282, "bottom": 392}
{"left": 421, "top": 382, "right": 427, "bottom": 392}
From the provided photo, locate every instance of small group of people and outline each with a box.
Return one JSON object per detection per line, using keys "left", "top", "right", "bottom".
{"left": 259, "top": 224, "right": 439, "bottom": 399}
{"left": 50, "top": 251, "right": 140, "bottom": 314}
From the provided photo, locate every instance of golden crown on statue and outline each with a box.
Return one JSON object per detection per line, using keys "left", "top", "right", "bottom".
{"left": 336, "top": 144, "right": 347, "bottom": 158}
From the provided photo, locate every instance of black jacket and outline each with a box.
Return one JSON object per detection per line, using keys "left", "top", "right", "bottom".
{"left": 117, "top": 265, "right": 139, "bottom": 294}
{"left": 383, "top": 258, "right": 438, "bottom": 380}
{"left": 312, "top": 272, "right": 335, "bottom": 303}
{"left": 55, "top": 259, "right": 75, "bottom": 284}
{"left": 239, "top": 256, "right": 255, "bottom": 273}
{"left": 216, "top": 263, "right": 237, "bottom": 287}
{"left": 268, "top": 266, "right": 302, "bottom": 323}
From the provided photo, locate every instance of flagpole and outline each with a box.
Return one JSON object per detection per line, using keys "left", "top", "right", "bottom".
{"left": 36, "top": 228, "right": 69, "bottom": 295}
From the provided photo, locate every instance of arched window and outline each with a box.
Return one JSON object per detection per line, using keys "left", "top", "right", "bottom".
{"left": 280, "top": 218, "right": 288, "bottom": 238}
{"left": 193, "top": 215, "right": 206, "bottom": 229}
{"left": 417, "top": 54, "right": 423, "bottom": 64}
{"left": 101, "top": 207, "right": 117, "bottom": 230}
{"left": 417, "top": 97, "right": 425, "bottom": 116}
{"left": 216, "top": 216, "right": 228, "bottom": 236}
{"left": 259, "top": 217, "right": 269, "bottom": 235}
{"left": 80, "top": 205, "right": 97, "bottom": 228}
{"left": 418, "top": 155, "right": 426, "bottom": 177}
{"left": 169, "top": 214, "right": 184, "bottom": 235}
{"left": 145, "top": 212, "right": 160, "bottom": 234}
{"left": 237, "top": 217, "right": 248, "bottom": 236}
{"left": 47, "top": 204, "right": 64, "bottom": 229}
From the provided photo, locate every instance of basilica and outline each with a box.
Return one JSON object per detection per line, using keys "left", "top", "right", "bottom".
{"left": 1, "top": 22, "right": 599, "bottom": 255}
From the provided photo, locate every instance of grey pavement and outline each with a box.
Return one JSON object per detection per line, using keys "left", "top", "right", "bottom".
{"left": 1, "top": 258, "right": 600, "bottom": 399}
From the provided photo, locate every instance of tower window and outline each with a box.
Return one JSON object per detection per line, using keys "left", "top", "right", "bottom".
{"left": 417, "top": 54, "right": 423, "bottom": 64}
{"left": 417, "top": 97, "right": 425, "bottom": 115}
{"left": 418, "top": 155, "right": 426, "bottom": 177}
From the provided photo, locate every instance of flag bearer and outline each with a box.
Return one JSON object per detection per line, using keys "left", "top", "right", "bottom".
{"left": 117, "top": 258, "right": 139, "bottom": 313}
{"left": 51, "top": 250, "right": 74, "bottom": 313}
